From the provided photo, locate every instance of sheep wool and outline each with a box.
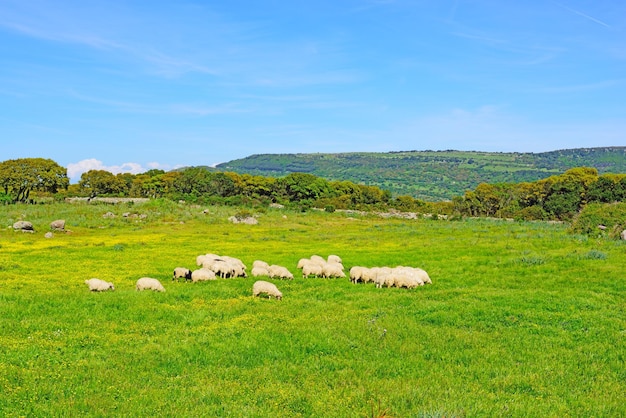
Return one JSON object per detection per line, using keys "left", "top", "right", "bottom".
{"left": 191, "top": 268, "right": 216, "bottom": 282}
{"left": 85, "top": 278, "right": 115, "bottom": 292}
{"left": 252, "top": 280, "right": 283, "bottom": 300}
{"left": 136, "top": 277, "right": 166, "bottom": 292}
{"left": 173, "top": 267, "right": 192, "bottom": 282}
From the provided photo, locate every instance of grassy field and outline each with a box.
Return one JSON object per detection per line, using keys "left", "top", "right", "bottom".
{"left": 0, "top": 200, "right": 624, "bottom": 417}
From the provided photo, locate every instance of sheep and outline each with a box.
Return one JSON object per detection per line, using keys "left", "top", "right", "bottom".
{"left": 205, "top": 255, "right": 247, "bottom": 278}
{"left": 252, "top": 280, "right": 283, "bottom": 300}
{"left": 251, "top": 266, "right": 270, "bottom": 277}
{"left": 327, "top": 254, "right": 342, "bottom": 264}
{"left": 310, "top": 255, "right": 326, "bottom": 265}
{"left": 322, "top": 262, "right": 346, "bottom": 279}
{"left": 136, "top": 277, "right": 166, "bottom": 292}
{"left": 191, "top": 268, "right": 216, "bottom": 282}
{"left": 413, "top": 267, "right": 432, "bottom": 284}
{"left": 196, "top": 254, "right": 208, "bottom": 267}
{"left": 173, "top": 267, "right": 192, "bottom": 282}
{"left": 296, "top": 258, "right": 310, "bottom": 269}
{"left": 253, "top": 260, "right": 270, "bottom": 270}
{"left": 349, "top": 266, "right": 370, "bottom": 283}
{"left": 85, "top": 278, "right": 115, "bottom": 292}
{"left": 199, "top": 253, "right": 221, "bottom": 268}
{"left": 302, "top": 262, "right": 323, "bottom": 278}
{"left": 372, "top": 267, "right": 392, "bottom": 288}
{"left": 268, "top": 265, "right": 294, "bottom": 280}
{"left": 393, "top": 272, "right": 421, "bottom": 289}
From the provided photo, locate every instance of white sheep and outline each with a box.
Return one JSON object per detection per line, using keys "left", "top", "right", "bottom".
{"left": 173, "top": 267, "right": 192, "bottom": 281}
{"left": 310, "top": 255, "right": 326, "bottom": 265}
{"left": 372, "top": 267, "right": 392, "bottom": 288}
{"left": 251, "top": 266, "right": 270, "bottom": 277}
{"left": 136, "top": 277, "right": 166, "bottom": 292}
{"left": 413, "top": 267, "right": 432, "bottom": 284}
{"left": 253, "top": 260, "right": 270, "bottom": 270}
{"left": 327, "top": 254, "right": 342, "bottom": 264}
{"left": 296, "top": 258, "right": 310, "bottom": 269}
{"left": 85, "top": 278, "right": 115, "bottom": 292}
{"left": 349, "top": 266, "right": 368, "bottom": 283}
{"left": 191, "top": 268, "right": 216, "bottom": 282}
{"left": 268, "top": 265, "right": 294, "bottom": 280}
{"left": 322, "top": 262, "right": 346, "bottom": 279}
{"left": 206, "top": 255, "right": 247, "bottom": 278}
{"left": 252, "top": 280, "right": 283, "bottom": 300}
{"left": 196, "top": 254, "right": 208, "bottom": 267}
{"left": 302, "top": 262, "right": 323, "bottom": 278}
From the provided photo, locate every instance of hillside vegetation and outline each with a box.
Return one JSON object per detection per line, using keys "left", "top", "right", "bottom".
{"left": 216, "top": 147, "right": 626, "bottom": 201}
{"left": 0, "top": 201, "right": 624, "bottom": 416}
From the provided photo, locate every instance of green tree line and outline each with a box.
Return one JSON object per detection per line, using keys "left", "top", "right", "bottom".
{"left": 0, "top": 158, "right": 435, "bottom": 213}
{"left": 454, "top": 167, "right": 626, "bottom": 221}
{"left": 2, "top": 159, "right": 625, "bottom": 223}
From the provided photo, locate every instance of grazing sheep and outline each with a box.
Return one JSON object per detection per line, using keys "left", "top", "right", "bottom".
{"left": 173, "top": 267, "right": 192, "bottom": 282}
{"left": 327, "top": 254, "right": 342, "bottom": 264}
{"left": 253, "top": 260, "right": 270, "bottom": 270}
{"left": 136, "top": 277, "right": 166, "bottom": 292}
{"left": 191, "top": 268, "right": 216, "bottom": 282}
{"left": 252, "top": 280, "right": 283, "bottom": 300}
{"left": 196, "top": 254, "right": 208, "bottom": 266}
{"left": 268, "top": 265, "right": 294, "bottom": 280}
{"left": 413, "top": 267, "right": 432, "bottom": 284}
{"left": 302, "top": 262, "right": 323, "bottom": 278}
{"left": 393, "top": 272, "right": 421, "bottom": 289}
{"left": 296, "top": 258, "right": 310, "bottom": 269}
{"left": 349, "top": 266, "right": 369, "bottom": 283}
{"left": 251, "top": 266, "right": 270, "bottom": 277}
{"left": 322, "top": 262, "right": 346, "bottom": 279}
{"left": 204, "top": 255, "right": 247, "bottom": 278}
{"left": 310, "top": 255, "right": 326, "bottom": 265}
{"left": 85, "top": 278, "right": 115, "bottom": 292}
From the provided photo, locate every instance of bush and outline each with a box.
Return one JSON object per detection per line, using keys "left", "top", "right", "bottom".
{"left": 514, "top": 205, "right": 548, "bottom": 221}
{"left": 0, "top": 192, "right": 12, "bottom": 205}
{"left": 570, "top": 202, "right": 626, "bottom": 239}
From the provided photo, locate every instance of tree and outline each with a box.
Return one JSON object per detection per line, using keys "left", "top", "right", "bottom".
{"left": 79, "top": 170, "right": 126, "bottom": 198}
{"left": 278, "top": 173, "right": 331, "bottom": 202}
{"left": 0, "top": 158, "right": 69, "bottom": 203}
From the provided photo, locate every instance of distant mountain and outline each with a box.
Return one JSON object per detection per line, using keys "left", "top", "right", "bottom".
{"left": 214, "top": 147, "right": 626, "bottom": 201}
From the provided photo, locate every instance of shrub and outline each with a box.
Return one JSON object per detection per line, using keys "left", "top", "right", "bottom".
{"left": 570, "top": 202, "right": 626, "bottom": 239}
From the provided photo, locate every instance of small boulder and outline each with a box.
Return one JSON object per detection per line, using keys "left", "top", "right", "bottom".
{"left": 45, "top": 232, "right": 54, "bottom": 239}
{"left": 228, "top": 216, "right": 258, "bottom": 225}
{"left": 13, "top": 221, "right": 34, "bottom": 231}
{"left": 50, "top": 219, "right": 66, "bottom": 231}
{"left": 621, "top": 230, "right": 626, "bottom": 241}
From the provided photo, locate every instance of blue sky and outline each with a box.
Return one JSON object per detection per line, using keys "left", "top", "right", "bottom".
{"left": 1, "top": 0, "right": 624, "bottom": 181}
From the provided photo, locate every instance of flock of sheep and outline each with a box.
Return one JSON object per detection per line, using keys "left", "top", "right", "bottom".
{"left": 84, "top": 252, "right": 432, "bottom": 299}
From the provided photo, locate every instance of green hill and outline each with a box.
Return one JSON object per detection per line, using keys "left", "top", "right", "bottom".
{"left": 215, "top": 147, "right": 626, "bottom": 201}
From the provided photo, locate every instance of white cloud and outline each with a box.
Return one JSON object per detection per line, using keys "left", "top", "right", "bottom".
{"left": 66, "top": 159, "right": 150, "bottom": 182}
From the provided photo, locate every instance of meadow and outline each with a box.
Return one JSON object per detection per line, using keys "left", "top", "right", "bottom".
{"left": 0, "top": 200, "right": 624, "bottom": 417}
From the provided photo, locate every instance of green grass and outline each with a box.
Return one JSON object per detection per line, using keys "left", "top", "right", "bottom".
{"left": 0, "top": 202, "right": 625, "bottom": 417}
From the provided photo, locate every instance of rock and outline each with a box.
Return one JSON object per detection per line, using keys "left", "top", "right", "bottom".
{"left": 45, "top": 232, "right": 54, "bottom": 238}
{"left": 228, "top": 216, "right": 258, "bottom": 225}
{"left": 103, "top": 212, "right": 116, "bottom": 219}
{"left": 13, "top": 221, "right": 34, "bottom": 231}
{"left": 621, "top": 230, "right": 626, "bottom": 240}
{"left": 598, "top": 224, "right": 607, "bottom": 230}
{"left": 50, "top": 219, "right": 65, "bottom": 231}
